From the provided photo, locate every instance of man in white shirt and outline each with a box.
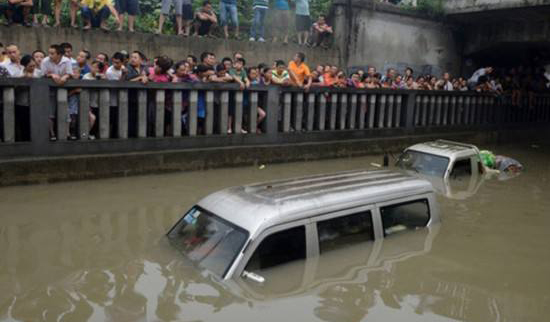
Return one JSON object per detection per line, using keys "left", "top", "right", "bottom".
{"left": 105, "top": 52, "right": 127, "bottom": 136}
{"left": 41, "top": 44, "right": 73, "bottom": 85}
{"left": 1, "top": 44, "right": 23, "bottom": 77}
{"left": 443, "top": 72, "right": 453, "bottom": 91}
{"left": 41, "top": 44, "right": 74, "bottom": 140}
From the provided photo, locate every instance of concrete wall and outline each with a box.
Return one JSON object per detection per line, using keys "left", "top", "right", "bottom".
{"left": 332, "top": 0, "right": 461, "bottom": 76}
{"left": 0, "top": 25, "right": 341, "bottom": 67}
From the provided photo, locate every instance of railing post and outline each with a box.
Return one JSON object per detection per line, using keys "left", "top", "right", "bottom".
{"left": 79, "top": 89, "right": 90, "bottom": 139}
{"left": 378, "top": 94, "right": 386, "bottom": 128}
{"left": 368, "top": 94, "right": 376, "bottom": 129}
{"left": 234, "top": 91, "right": 243, "bottom": 133}
{"left": 118, "top": 89, "right": 128, "bottom": 139}
{"left": 395, "top": 95, "right": 402, "bottom": 127}
{"left": 219, "top": 91, "right": 229, "bottom": 135}
{"left": 329, "top": 93, "right": 337, "bottom": 130}
{"left": 205, "top": 91, "right": 214, "bottom": 135}
{"left": 294, "top": 92, "right": 303, "bottom": 132}
{"left": 283, "top": 92, "right": 291, "bottom": 132}
{"left": 358, "top": 94, "right": 366, "bottom": 129}
{"left": 386, "top": 95, "right": 394, "bottom": 128}
{"left": 172, "top": 90, "right": 182, "bottom": 137}
{"left": 56, "top": 88, "right": 68, "bottom": 141}
{"left": 349, "top": 94, "right": 357, "bottom": 129}
{"left": 137, "top": 90, "right": 147, "bottom": 138}
{"left": 435, "top": 96, "right": 442, "bottom": 126}
{"left": 339, "top": 93, "right": 347, "bottom": 130}
{"left": 318, "top": 93, "right": 326, "bottom": 131}
{"left": 249, "top": 92, "right": 258, "bottom": 134}
{"left": 265, "top": 86, "right": 280, "bottom": 136}
{"left": 2, "top": 87, "right": 15, "bottom": 142}
{"left": 188, "top": 90, "right": 198, "bottom": 136}
{"left": 99, "top": 89, "right": 110, "bottom": 139}
{"left": 29, "top": 80, "right": 50, "bottom": 153}
{"left": 404, "top": 92, "right": 416, "bottom": 129}
{"left": 306, "top": 93, "right": 315, "bottom": 131}
{"left": 155, "top": 90, "right": 165, "bottom": 137}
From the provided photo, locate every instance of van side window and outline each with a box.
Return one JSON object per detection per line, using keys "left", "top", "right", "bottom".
{"left": 380, "top": 199, "right": 430, "bottom": 236}
{"left": 451, "top": 159, "right": 472, "bottom": 178}
{"left": 317, "top": 211, "right": 374, "bottom": 253}
{"left": 245, "top": 226, "right": 306, "bottom": 271}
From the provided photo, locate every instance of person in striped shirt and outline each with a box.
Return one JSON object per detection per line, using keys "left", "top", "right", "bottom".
{"left": 249, "top": 0, "right": 268, "bottom": 42}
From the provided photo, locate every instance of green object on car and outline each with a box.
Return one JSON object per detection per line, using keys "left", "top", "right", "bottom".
{"left": 479, "top": 150, "right": 496, "bottom": 169}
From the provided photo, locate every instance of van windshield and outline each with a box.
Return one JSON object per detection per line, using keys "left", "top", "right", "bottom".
{"left": 396, "top": 150, "right": 449, "bottom": 177}
{"left": 167, "top": 206, "right": 248, "bottom": 277}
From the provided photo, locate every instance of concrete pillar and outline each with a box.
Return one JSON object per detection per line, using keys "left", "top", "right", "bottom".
{"left": 442, "top": 96, "right": 449, "bottom": 126}
{"left": 317, "top": 93, "right": 326, "bottom": 131}
{"left": 386, "top": 95, "right": 394, "bottom": 128}
{"left": 368, "top": 95, "right": 376, "bottom": 129}
{"left": 205, "top": 91, "right": 214, "bottom": 135}
{"left": 188, "top": 90, "right": 198, "bottom": 136}
{"left": 294, "top": 92, "right": 303, "bottom": 132}
{"left": 118, "top": 89, "right": 128, "bottom": 139}
{"left": 395, "top": 95, "right": 402, "bottom": 127}
{"left": 449, "top": 96, "right": 456, "bottom": 125}
{"left": 329, "top": 93, "right": 338, "bottom": 130}
{"left": 378, "top": 94, "right": 386, "bottom": 128}
{"left": 56, "top": 88, "right": 68, "bottom": 141}
{"left": 2, "top": 87, "right": 14, "bottom": 142}
{"left": 99, "top": 89, "right": 110, "bottom": 139}
{"left": 429, "top": 96, "right": 436, "bottom": 125}
{"left": 348, "top": 94, "right": 357, "bottom": 129}
{"left": 155, "top": 90, "right": 165, "bottom": 137}
{"left": 283, "top": 92, "right": 291, "bottom": 132}
{"left": 414, "top": 95, "right": 421, "bottom": 126}
{"left": 79, "top": 89, "right": 90, "bottom": 139}
{"left": 138, "top": 90, "right": 147, "bottom": 138}
{"left": 306, "top": 93, "right": 315, "bottom": 131}
{"left": 339, "top": 93, "right": 347, "bottom": 130}
{"left": 172, "top": 90, "right": 182, "bottom": 137}
{"left": 249, "top": 92, "right": 258, "bottom": 134}
{"left": 358, "top": 94, "right": 367, "bottom": 129}
{"left": 220, "top": 91, "right": 229, "bottom": 135}
{"left": 234, "top": 91, "right": 243, "bottom": 133}
{"left": 422, "top": 95, "right": 429, "bottom": 126}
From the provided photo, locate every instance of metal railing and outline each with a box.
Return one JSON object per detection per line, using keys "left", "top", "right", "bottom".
{"left": 1, "top": 78, "right": 549, "bottom": 158}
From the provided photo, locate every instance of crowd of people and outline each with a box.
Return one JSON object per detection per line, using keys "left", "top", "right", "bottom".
{"left": 0, "top": 0, "right": 334, "bottom": 46}
{"left": 1, "top": 40, "right": 548, "bottom": 141}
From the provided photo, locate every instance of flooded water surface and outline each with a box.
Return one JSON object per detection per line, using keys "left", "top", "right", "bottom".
{"left": 1, "top": 145, "right": 550, "bottom": 322}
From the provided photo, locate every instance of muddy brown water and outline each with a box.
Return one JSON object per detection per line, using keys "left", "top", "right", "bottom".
{"left": 1, "top": 144, "right": 550, "bottom": 322}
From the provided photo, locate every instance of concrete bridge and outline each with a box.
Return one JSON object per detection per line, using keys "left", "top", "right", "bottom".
{"left": 444, "top": 0, "right": 550, "bottom": 14}
{"left": 1, "top": 79, "right": 549, "bottom": 185}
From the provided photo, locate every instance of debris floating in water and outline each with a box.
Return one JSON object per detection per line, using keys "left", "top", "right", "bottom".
{"left": 259, "top": 165, "right": 266, "bottom": 170}
{"left": 370, "top": 163, "right": 382, "bottom": 168}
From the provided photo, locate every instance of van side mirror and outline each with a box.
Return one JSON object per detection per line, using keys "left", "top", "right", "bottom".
{"left": 242, "top": 270, "right": 265, "bottom": 284}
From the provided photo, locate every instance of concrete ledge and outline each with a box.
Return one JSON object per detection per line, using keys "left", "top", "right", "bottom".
{"left": 0, "top": 130, "right": 504, "bottom": 186}
{"left": 0, "top": 25, "right": 341, "bottom": 67}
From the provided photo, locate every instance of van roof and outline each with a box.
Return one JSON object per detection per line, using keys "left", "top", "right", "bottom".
{"left": 198, "top": 169, "right": 434, "bottom": 235}
{"left": 405, "top": 140, "right": 479, "bottom": 159}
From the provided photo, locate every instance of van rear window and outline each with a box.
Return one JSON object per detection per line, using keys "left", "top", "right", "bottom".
{"left": 317, "top": 211, "right": 374, "bottom": 253}
{"left": 380, "top": 199, "right": 430, "bottom": 236}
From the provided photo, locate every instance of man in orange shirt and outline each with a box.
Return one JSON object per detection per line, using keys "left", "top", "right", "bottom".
{"left": 288, "top": 52, "right": 312, "bottom": 90}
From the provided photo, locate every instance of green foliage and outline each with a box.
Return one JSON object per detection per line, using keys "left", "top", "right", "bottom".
{"left": 400, "top": 0, "right": 444, "bottom": 17}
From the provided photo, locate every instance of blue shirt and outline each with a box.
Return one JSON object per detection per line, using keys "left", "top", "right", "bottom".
{"left": 274, "top": 0, "right": 289, "bottom": 10}
{"left": 295, "top": 0, "right": 310, "bottom": 16}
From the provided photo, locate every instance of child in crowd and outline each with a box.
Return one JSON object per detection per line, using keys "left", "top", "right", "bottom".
{"left": 82, "top": 60, "right": 105, "bottom": 139}
{"left": 228, "top": 57, "right": 250, "bottom": 133}
{"left": 247, "top": 67, "right": 266, "bottom": 133}
{"left": 271, "top": 60, "right": 290, "bottom": 86}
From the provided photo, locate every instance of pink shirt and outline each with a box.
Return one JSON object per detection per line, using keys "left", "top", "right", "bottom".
{"left": 150, "top": 73, "right": 171, "bottom": 83}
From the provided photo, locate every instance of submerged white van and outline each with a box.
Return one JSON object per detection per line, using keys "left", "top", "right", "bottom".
{"left": 167, "top": 169, "right": 439, "bottom": 282}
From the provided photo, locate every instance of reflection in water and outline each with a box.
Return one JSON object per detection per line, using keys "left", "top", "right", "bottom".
{"left": 1, "top": 146, "right": 550, "bottom": 321}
